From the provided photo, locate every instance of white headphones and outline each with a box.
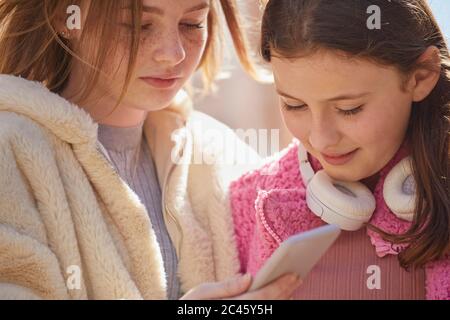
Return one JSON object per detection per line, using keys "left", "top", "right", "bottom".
{"left": 298, "top": 142, "right": 416, "bottom": 231}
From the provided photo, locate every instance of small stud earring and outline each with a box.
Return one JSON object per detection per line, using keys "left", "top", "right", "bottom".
{"left": 59, "top": 30, "right": 68, "bottom": 38}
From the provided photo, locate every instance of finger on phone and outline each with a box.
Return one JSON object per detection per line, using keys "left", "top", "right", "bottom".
{"left": 235, "top": 273, "right": 301, "bottom": 300}
{"left": 181, "top": 274, "right": 252, "bottom": 300}
{"left": 219, "top": 273, "right": 252, "bottom": 299}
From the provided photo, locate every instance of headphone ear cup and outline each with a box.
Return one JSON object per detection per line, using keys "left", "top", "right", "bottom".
{"left": 383, "top": 157, "right": 416, "bottom": 222}
{"left": 306, "top": 170, "right": 376, "bottom": 231}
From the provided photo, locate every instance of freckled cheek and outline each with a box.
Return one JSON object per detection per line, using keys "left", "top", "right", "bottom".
{"left": 184, "top": 27, "right": 209, "bottom": 43}
{"left": 174, "top": 35, "right": 207, "bottom": 76}
{"left": 183, "top": 32, "right": 208, "bottom": 60}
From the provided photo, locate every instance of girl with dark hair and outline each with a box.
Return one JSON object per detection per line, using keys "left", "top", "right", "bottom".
{"left": 231, "top": 0, "right": 449, "bottom": 299}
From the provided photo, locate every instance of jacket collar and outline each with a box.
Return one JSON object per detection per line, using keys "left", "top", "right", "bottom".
{"left": 0, "top": 74, "right": 97, "bottom": 144}
{"left": 143, "top": 90, "right": 192, "bottom": 189}
{"left": 0, "top": 74, "right": 192, "bottom": 188}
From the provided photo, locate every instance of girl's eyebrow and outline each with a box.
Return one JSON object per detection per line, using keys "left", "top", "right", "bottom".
{"left": 277, "top": 89, "right": 371, "bottom": 102}
{"left": 183, "top": 2, "right": 210, "bottom": 13}
{"left": 277, "top": 90, "right": 302, "bottom": 101}
{"left": 127, "top": 2, "right": 209, "bottom": 15}
{"left": 322, "top": 92, "right": 371, "bottom": 102}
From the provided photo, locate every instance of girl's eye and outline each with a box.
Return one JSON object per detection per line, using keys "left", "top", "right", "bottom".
{"left": 282, "top": 103, "right": 307, "bottom": 111}
{"left": 282, "top": 103, "right": 364, "bottom": 117}
{"left": 181, "top": 22, "right": 205, "bottom": 30}
{"left": 338, "top": 105, "right": 364, "bottom": 116}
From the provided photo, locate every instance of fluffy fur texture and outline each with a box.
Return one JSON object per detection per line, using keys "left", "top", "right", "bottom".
{"left": 0, "top": 74, "right": 260, "bottom": 299}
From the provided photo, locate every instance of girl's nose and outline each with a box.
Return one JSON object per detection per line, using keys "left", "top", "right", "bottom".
{"left": 153, "top": 31, "right": 186, "bottom": 66}
{"left": 308, "top": 117, "right": 341, "bottom": 153}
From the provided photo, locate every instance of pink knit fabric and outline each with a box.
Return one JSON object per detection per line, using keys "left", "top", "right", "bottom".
{"left": 230, "top": 139, "right": 449, "bottom": 300}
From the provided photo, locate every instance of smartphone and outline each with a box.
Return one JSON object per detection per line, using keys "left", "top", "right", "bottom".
{"left": 249, "top": 224, "right": 341, "bottom": 291}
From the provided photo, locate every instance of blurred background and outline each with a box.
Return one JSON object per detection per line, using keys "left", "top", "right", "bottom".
{"left": 192, "top": 0, "right": 450, "bottom": 157}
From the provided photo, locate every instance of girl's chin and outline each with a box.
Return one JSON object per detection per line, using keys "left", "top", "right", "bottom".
{"left": 322, "top": 167, "right": 363, "bottom": 183}
{"left": 132, "top": 91, "right": 181, "bottom": 111}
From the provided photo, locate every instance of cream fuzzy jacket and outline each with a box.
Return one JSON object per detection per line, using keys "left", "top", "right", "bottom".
{"left": 0, "top": 74, "right": 261, "bottom": 300}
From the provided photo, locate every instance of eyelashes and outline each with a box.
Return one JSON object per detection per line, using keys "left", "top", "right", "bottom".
{"left": 281, "top": 103, "right": 306, "bottom": 112}
{"left": 120, "top": 22, "right": 205, "bottom": 32}
{"left": 181, "top": 23, "right": 205, "bottom": 30}
{"left": 282, "top": 103, "right": 364, "bottom": 117}
{"left": 339, "top": 106, "right": 364, "bottom": 116}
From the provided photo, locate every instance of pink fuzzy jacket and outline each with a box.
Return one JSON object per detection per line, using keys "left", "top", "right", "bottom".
{"left": 230, "top": 139, "right": 449, "bottom": 300}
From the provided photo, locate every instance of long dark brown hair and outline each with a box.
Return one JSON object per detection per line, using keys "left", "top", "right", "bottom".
{"left": 261, "top": 0, "right": 450, "bottom": 268}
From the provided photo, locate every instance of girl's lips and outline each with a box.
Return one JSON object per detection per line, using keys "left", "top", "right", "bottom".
{"left": 140, "top": 77, "right": 180, "bottom": 89}
{"left": 321, "top": 149, "right": 359, "bottom": 166}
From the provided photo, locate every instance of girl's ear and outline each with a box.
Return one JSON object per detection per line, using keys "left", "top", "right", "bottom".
{"left": 409, "top": 46, "right": 441, "bottom": 102}
{"left": 52, "top": 4, "right": 74, "bottom": 40}
{"left": 53, "top": 2, "right": 86, "bottom": 41}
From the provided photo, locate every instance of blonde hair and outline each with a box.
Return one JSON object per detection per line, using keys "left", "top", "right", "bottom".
{"left": 0, "top": 0, "right": 258, "bottom": 106}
